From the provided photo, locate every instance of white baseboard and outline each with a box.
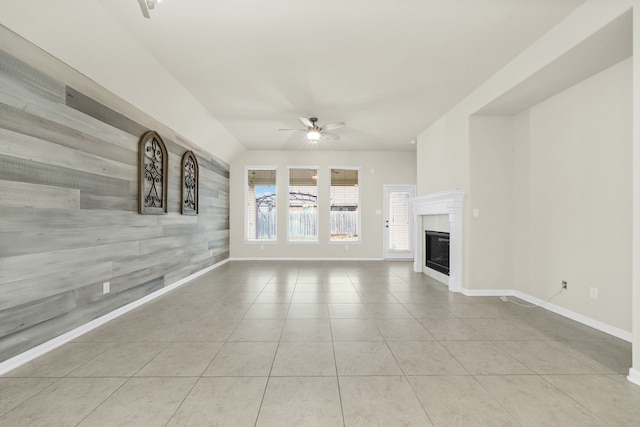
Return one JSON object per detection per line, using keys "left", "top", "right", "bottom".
{"left": 628, "top": 368, "right": 640, "bottom": 386}
{"left": 229, "top": 257, "right": 384, "bottom": 261}
{"left": 461, "top": 289, "right": 514, "bottom": 297}
{"left": 0, "top": 259, "right": 229, "bottom": 376}
{"left": 461, "top": 287, "right": 632, "bottom": 343}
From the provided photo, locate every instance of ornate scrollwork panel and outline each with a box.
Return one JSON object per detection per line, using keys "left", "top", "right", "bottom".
{"left": 138, "top": 131, "right": 168, "bottom": 214}
{"left": 181, "top": 150, "right": 199, "bottom": 215}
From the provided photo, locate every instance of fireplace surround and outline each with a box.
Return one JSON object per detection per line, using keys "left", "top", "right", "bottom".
{"left": 411, "top": 190, "right": 464, "bottom": 292}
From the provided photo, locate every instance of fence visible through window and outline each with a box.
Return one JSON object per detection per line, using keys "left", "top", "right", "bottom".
{"left": 289, "top": 168, "right": 318, "bottom": 241}
{"left": 330, "top": 168, "right": 359, "bottom": 241}
{"left": 247, "top": 168, "right": 276, "bottom": 241}
{"left": 330, "top": 210, "right": 358, "bottom": 240}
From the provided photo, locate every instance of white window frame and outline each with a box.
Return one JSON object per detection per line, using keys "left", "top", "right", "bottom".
{"left": 287, "top": 166, "right": 320, "bottom": 244}
{"left": 244, "top": 165, "right": 278, "bottom": 243}
{"left": 329, "top": 166, "right": 361, "bottom": 243}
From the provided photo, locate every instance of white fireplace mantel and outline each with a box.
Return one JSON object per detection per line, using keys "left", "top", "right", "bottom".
{"left": 411, "top": 190, "right": 465, "bottom": 292}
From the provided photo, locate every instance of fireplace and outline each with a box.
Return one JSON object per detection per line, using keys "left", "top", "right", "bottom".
{"left": 411, "top": 190, "right": 464, "bottom": 292}
{"left": 425, "top": 231, "right": 450, "bottom": 275}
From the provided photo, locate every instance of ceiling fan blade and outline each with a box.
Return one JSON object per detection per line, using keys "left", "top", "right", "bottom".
{"left": 278, "top": 128, "right": 306, "bottom": 132}
{"left": 322, "top": 122, "right": 345, "bottom": 131}
{"left": 299, "top": 117, "right": 313, "bottom": 128}
{"left": 137, "top": 0, "right": 151, "bottom": 18}
{"left": 321, "top": 132, "right": 340, "bottom": 141}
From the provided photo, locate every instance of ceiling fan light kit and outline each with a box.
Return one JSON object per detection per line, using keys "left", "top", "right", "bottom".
{"left": 307, "top": 130, "right": 321, "bottom": 143}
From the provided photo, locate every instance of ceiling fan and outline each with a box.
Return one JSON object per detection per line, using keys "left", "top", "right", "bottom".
{"left": 279, "top": 117, "right": 345, "bottom": 144}
{"left": 137, "top": 0, "right": 162, "bottom": 19}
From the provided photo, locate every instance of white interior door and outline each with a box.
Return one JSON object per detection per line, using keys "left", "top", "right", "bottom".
{"left": 383, "top": 185, "right": 415, "bottom": 260}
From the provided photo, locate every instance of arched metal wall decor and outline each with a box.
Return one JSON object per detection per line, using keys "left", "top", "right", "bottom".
{"left": 138, "top": 131, "right": 168, "bottom": 214}
{"left": 181, "top": 150, "right": 199, "bottom": 215}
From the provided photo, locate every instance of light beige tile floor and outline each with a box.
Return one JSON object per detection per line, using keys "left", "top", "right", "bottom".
{"left": 1, "top": 260, "right": 639, "bottom": 426}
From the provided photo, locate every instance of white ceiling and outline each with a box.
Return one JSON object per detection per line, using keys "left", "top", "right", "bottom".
{"left": 97, "top": 0, "right": 585, "bottom": 152}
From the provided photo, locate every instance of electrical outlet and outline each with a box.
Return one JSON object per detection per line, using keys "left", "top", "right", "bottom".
{"left": 102, "top": 282, "right": 110, "bottom": 294}
{"left": 589, "top": 287, "right": 599, "bottom": 299}
{"left": 561, "top": 280, "right": 567, "bottom": 290}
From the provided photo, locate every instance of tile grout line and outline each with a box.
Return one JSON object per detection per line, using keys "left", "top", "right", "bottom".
{"left": 328, "top": 296, "right": 347, "bottom": 427}
{"left": 252, "top": 272, "right": 297, "bottom": 427}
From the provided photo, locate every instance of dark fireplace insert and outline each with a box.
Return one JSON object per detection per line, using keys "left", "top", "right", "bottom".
{"left": 425, "top": 230, "right": 450, "bottom": 275}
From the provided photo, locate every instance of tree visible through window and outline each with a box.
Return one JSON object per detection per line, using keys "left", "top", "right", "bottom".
{"left": 330, "top": 168, "right": 359, "bottom": 241}
{"left": 246, "top": 168, "right": 276, "bottom": 241}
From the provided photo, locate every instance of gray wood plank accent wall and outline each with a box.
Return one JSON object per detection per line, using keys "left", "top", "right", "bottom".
{"left": 0, "top": 47, "right": 230, "bottom": 362}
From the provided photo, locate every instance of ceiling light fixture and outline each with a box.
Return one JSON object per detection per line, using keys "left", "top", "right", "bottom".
{"left": 307, "top": 130, "right": 321, "bottom": 143}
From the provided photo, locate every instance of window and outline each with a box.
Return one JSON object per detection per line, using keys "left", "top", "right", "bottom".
{"left": 246, "top": 168, "right": 276, "bottom": 241}
{"left": 330, "top": 168, "right": 359, "bottom": 241}
{"left": 288, "top": 168, "right": 318, "bottom": 241}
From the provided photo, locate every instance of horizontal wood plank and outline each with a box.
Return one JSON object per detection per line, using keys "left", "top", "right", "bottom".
{"left": 0, "top": 291, "right": 77, "bottom": 337}
{"left": 0, "top": 225, "right": 162, "bottom": 258}
{"left": 0, "top": 126, "right": 136, "bottom": 181}
{"left": 0, "top": 155, "right": 131, "bottom": 198}
{"left": 66, "top": 87, "right": 148, "bottom": 138}
{"left": 0, "top": 179, "right": 80, "bottom": 210}
{"left": 0, "top": 262, "right": 113, "bottom": 311}
{"left": 0, "top": 207, "right": 156, "bottom": 231}
{"left": 79, "top": 194, "right": 137, "bottom": 211}
{"left": 138, "top": 234, "right": 208, "bottom": 255}
{"left": 0, "top": 50, "right": 65, "bottom": 103}
{"left": 0, "top": 102, "right": 137, "bottom": 166}
{"left": 0, "top": 242, "right": 137, "bottom": 283}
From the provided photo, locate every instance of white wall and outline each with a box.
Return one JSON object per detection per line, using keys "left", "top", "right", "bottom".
{"left": 631, "top": 0, "right": 640, "bottom": 383}
{"left": 416, "top": 1, "right": 634, "bottom": 349}
{"left": 417, "top": 118, "right": 469, "bottom": 196}
{"left": 468, "top": 116, "right": 514, "bottom": 290}
{"left": 513, "top": 58, "right": 632, "bottom": 331}
{"left": 417, "top": 1, "right": 633, "bottom": 293}
{"left": 512, "top": 112, "right": 532, "bottom": 298}
{"left": 230, "top": 151, "right": 416, "bottom": 259}
{"left": 464, "top": 59, "right": 632, "bottom": 332}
